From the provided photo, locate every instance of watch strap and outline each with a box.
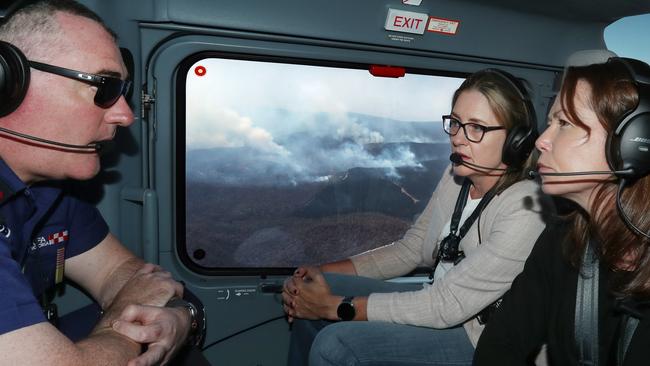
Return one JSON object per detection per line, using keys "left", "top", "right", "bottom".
{"left": 166, "top": 297, "right": 205, "bottom": 348}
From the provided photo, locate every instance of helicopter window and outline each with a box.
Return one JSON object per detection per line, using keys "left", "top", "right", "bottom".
{"left": 180, "top": 55, "right": 463, "bottom": 271}
{"left": 605, "top": 14, "right": 650, "bottom": 64}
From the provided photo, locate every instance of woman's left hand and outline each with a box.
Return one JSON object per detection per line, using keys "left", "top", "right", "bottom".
{"left": 282, "top": 266, "right": 340, "bottom": 321}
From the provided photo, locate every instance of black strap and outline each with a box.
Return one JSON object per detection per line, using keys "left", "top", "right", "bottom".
{"left": 433, "top": 179, "right": 496, "bottom": 266}
{"left": 575, "top": 240, "right": 643, "bottom": 366}
{"left": 449, "top": 179, "right": 472, "bottom": 237}
{"left": 458, "top": 188, "right": 496, "bottom": 241}
{"left": 617, "top": 315, "right": 639, "bottom": 366}
{"left": 575, "top": 239, "right": 599, "bottom": 366}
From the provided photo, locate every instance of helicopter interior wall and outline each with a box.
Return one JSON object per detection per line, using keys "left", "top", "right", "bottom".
{"left": 73, "top": 0, "right": 574, "bottom": 262}
{"left": 144, "top": 28, "right": 558, "bottom": 365}
{"left": 36, "top": 0, "right": 649, "bottom": 364}
{"left": 104, "top": 0, "right": 609, "bottom": 68}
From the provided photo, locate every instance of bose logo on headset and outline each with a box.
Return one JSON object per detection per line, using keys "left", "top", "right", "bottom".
{"left": 605, "top": 57, "right": 650, "bottom": 180}
{"left": 629, "top": 137, "right": 650, "bottom": 145}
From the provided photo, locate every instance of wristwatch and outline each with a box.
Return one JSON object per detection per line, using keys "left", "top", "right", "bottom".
{"left": 336, "top": 296, "right": 356, "bottom": 321}
{"left": 166, "top": 297, "right": 206, "bottom": 348}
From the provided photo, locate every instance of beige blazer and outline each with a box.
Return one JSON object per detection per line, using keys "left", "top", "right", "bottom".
{"left": 350, "top": 164, "right": 551, "bottom": 346}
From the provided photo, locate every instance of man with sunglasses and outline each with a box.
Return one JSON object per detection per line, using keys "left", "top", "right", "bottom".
{"left": 0, "top": 1, "right": 204, "bottom": 365}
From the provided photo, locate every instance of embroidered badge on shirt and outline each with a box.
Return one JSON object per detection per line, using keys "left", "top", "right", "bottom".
{"left": 31, "top": 230, "right": 70, "bottom": 251}
{"left": 55, "top": 246, "right": 65, "bottom": 284}
{"left": 48, "top": 230, "right": 69, "bottom": 245}
{"left": 49, "top": 230, "right": 68, "bottom": 284}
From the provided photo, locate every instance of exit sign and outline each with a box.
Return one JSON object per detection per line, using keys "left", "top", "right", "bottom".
{"left": 384, "top": 9, "right": 428, "bottom": 35}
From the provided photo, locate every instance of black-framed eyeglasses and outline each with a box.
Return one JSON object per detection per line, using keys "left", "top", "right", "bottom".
{"left": 442, "top": 115, "right": 506, "bottom": 143}
{"left": 29, "top": 60, "right": 132, "bottom": 108}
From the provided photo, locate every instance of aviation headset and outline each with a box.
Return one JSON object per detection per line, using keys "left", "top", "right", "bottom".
{"left": 480, "top": 68, "right": 538, "bottom": 168}
{"left": 0, "top": 0, "right": 47, "bottom": 117}
{"left": 604, "top": 57, "right": 650, "bottom": 180}
{"left": 0, "top": 40, "right": 30, "bottom": 118}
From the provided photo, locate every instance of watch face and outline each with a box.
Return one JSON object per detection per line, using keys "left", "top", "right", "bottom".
{"left": 337, "top": 299, "right": 355, "bottom": 321}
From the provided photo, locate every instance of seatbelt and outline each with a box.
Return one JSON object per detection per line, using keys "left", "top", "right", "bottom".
{"left": 575, "top": 240, "right": 641, "bottom": 366}
{"left": 617, "top": 315, "right": 639, "bottom": 366}
{"left": 575, "top": 239, "right": 599, "bottom": 366}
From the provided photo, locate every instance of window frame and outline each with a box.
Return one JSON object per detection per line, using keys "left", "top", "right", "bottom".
{"left": 175, "top": 51, "right": 465, "bottom": 276}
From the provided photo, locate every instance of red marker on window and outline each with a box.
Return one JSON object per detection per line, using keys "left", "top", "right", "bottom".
{"left": 195, "top": 65, "right": 207, "bottom": 76}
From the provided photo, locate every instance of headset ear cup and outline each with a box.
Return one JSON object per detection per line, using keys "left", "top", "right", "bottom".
{"left": 0, "top": 41, "right": 30, "bottom": 118}
{"left": 608, "top": 113, "right": 650, "bottom": 180}
{"left": 606, "top": 57, "right": 650, "bottom": 180}
{"left": 483, "top": 68, "right": 538, "bottom": 169}
{"left": 606, "top": 131, "right": 621, "bottom": 172}
{"left": 502, "top": 125, "right": 536, "bottom": 167}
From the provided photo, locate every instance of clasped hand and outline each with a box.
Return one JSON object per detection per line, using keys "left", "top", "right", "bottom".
{"left": 282, "top": 266, "right": 337, "bottom": 322}
{"left": 105, "top": 263, "right": 192, "bottom": 366}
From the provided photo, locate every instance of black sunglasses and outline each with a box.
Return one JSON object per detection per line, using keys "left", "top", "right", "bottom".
{"left": 28, "top": 60, "right": 132, "bottom": 108}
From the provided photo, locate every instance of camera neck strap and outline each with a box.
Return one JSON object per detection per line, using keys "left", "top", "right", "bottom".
{"left": 433, "top": 179, "right": 496, "bottom": 265}
{"left": 448, "top": 179, "right": 472, "bottom": 238}
{"left": 457, "top": 185, "right": 495, "bottom": 242}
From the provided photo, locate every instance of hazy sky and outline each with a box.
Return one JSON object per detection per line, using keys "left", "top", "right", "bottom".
{"left": 186, "top": 60, "right": 461, "bottom": 124}
{"left": 186, "top": 59, "right": 462, "bottom": 150}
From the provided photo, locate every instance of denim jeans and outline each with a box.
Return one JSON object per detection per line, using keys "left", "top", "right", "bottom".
{"left": 288, "top": 273, "right": 474, "bottom": 366}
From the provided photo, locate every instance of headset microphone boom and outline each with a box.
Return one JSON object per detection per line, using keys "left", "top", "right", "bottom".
{"left": 0, "top": 126, "right": 113, "bottom": 154}
{"left": 449, "top": 153, "right": 508, "bottom": 172}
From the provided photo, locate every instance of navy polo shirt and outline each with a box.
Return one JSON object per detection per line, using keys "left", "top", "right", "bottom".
{"left": 0, "top": 159, "right": 109, "bottom": 335}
